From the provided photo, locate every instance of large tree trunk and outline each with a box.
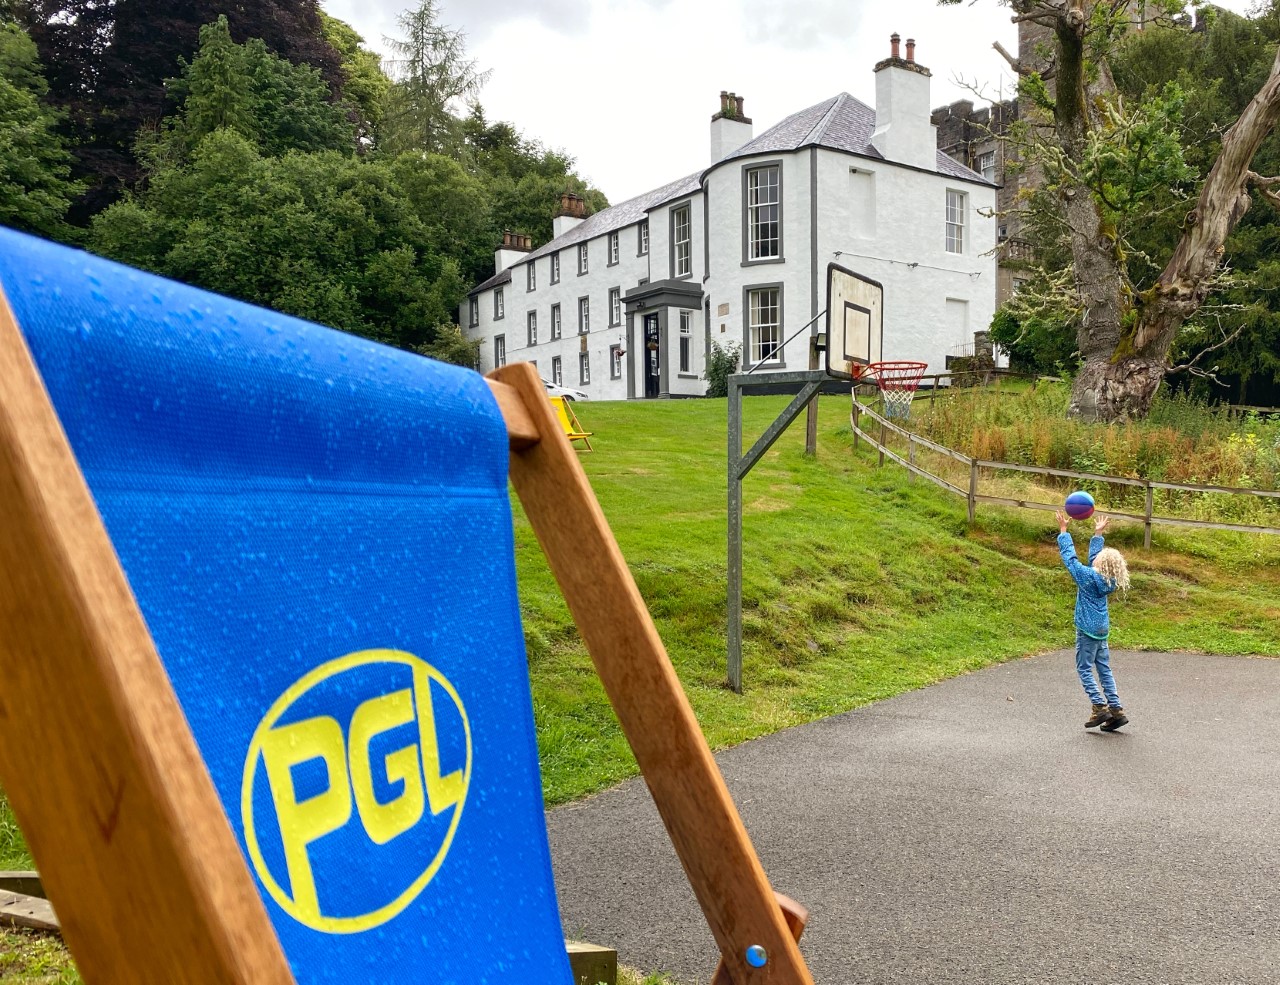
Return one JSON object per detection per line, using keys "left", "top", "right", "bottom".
{"left": 1064, "top": 31, "right": 1280, "bottom": 420}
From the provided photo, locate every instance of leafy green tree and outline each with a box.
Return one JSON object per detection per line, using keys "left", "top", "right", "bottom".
{"left": 418, "top": 326, "right": 480, "bottom": 368}
{"left": 19, "top": 0, "right": 343, "bottom": 213}
{"left": 90, "top": 129, "right": 463, "bottom": 350}
{"left": 944, "top": 0, "right": 1280, "bottom": 420}
{"left": 150, "top": 16, "right": 356, "bottom": 165}
{"left": 380, "top": 0, "right": 490, "bottom": 157}
{"left": 321, "top": 13, "right": 390, "bottom": 149}
{"left": 0, "top": 19, "right": 80, "bottom": 238}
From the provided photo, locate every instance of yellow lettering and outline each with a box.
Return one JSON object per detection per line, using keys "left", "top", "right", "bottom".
{"left": 258, "top": 716, "right": 351, "bottom": 922}
{"left": 412, "top": 664, "right": 465, "bottom": 815}
{"left": 348, "top": 690, "right": 425, "bottom": 845}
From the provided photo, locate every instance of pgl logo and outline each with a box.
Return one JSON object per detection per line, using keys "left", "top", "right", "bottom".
{"left": 241, "top": 649, "right": 471, "bottom": 933}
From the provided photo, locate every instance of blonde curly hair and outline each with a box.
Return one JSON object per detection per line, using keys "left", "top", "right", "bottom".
{"left": 1093, "top": 547, "right": 1130, "bottom": 593}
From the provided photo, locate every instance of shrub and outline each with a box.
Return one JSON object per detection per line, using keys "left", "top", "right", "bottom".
{"left": 704, "top": 339, "right": 741, "bottom": 398}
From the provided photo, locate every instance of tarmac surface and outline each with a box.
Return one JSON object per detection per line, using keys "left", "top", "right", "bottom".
{"left": 547, "top": 650, "right": 1280, "bottom": 984}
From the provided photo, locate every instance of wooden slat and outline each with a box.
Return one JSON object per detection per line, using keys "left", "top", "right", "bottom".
{"left": 486, "top": 378, "right": 540, "bottom": 449}
{"left": 1147, "top": 479, "right": 1280, "bottom": 499}
{"left": 711, "top": 893, "right": 809, "bottom": 985}
{"left": 493, "top": 362, "right": 813, "bottom": 985}
{"left": 0, "top": 288, "right": 295, "bottom": 984}
{"left": 0, "top": 891, "right": 58, "bottom": 933}
{"left": 0, "top": 872, "right": 44, "bottom": 899}
{"left": 849, "top": 419, "right": 966, "bottom": 497}
{"left": 974, "top": 459, "right": 1147, "bottom": 488}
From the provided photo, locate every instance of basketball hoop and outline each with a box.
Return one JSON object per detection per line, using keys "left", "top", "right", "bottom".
{"left": 862, "top": 361, "right": 928, "bottom": 420}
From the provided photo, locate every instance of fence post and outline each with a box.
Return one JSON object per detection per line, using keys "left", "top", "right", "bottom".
{"left": 967, "top": 459, "right": 978, "bottom": 524}
{"left": 852, "top": 397, "right": 859, "bottom": 451}
{"left": 1144, "top": 481, "right": 1153, "bottom": 550}
{"left": 879, "top": 419, "right": 886, "bottom": 467}
{"left": 908, "top": 437, "right": 915, "bottom": 484}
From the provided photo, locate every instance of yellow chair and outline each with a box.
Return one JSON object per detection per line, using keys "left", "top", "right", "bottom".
{"left": 550, "top": 394, "right": 594, "bottom": 451}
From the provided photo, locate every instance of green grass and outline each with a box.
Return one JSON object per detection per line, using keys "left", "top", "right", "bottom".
{"left": 0, "top": 931, "right": 80, "bottom": 984}
{"left": 2, "top": 393, "right": 1278, "bottom": 981}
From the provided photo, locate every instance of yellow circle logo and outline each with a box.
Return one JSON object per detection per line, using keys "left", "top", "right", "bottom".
{"left": 241, "top": 649, "right": 471, "bottom": 933}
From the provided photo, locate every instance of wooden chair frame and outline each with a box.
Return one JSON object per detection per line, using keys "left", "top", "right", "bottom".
{"left": 0, "top": 284, "right": 811, "bottom": 984}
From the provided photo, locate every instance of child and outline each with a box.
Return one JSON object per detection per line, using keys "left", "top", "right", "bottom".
{"left": 1055, "top": 511, "right": 1132, "bottom": 731}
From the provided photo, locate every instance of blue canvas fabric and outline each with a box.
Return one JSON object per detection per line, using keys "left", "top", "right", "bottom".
{"left": 0, "top": 228, "right": 572, "bottom": 985}
{"left": 1058, "top": 533, "right": 1114, "bottom": 639}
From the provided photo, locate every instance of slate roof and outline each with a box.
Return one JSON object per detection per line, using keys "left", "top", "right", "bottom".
{"left": 715, "top": 92, "right": 990, "bottom": 185}
{"left": 467, "top": 267, "right": 512, "bottom": 297}
{"left": 521, "top": 171, "right": 702, "bottom": 266}
{"left": 467, "top": 93, "right": 989, "bottom": 296}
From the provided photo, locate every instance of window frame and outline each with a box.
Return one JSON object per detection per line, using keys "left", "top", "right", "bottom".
{"left": 526, "top": 262, "right": 536, "bottom": 292}
{"left": 670, "top": 202, "right": 692, "bottom": 279}
{"left": 526, "top": 310, "right": 537, "bottom": 347}
{"left": 494, "top": 334, "right": 506, "bottom": 368}
{"left": 609, "top": 287, "right": 621, "bottom": 327}
{"left": 494, "top": 287, "right": 505, "bottom": 320}
{"left": 577, "top": 243, "right": 589, "bottom": 276}
{"left": 679, "top": 310, "right": 692, "bottom": 374}
{"left": 551, "top": 251, "right": 560, "bottom": 284}
{"left": 978, "top": 151, "right": 996, "bottom": 183}
{"left": 608, "top": 232, "right": 620, "bottom": 266}
{"left": 578, "top": 295, "right": 590, "bottom": 335}
{"left": 551, "top": 355, "right": 562, "bottom": 386}
{"left": 579, "top": 351, "right": 591, "bottom": 385}
{"left": 638, "top": 221, "right": 649, "bottom": 256}
{"left": 743, "top": 284, "right": 784, "bottom": 368}
{"left": 610, "top": 344, "right": 622, "bottom": 380}
{"left": 551, "top": 303, "right": 562, "bottom": 340}
{"left": 468, "top": 297, "right": 478, "bottom": 327}
{"left": 743, "top": 162, "right": 783, "bottom": 264}
{"left": 946, "top": 189, "right": 966, "bottom": 255}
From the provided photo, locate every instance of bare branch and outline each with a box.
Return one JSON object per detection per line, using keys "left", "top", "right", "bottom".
{"left": 992, "top": 41, "right": 1025, "bottom": 76}
{"left": 1168, "top": 320, "right": 1248, "bottom": 374}
{"left": 1247, "top": 171, "right": 1280, "bottom": 211}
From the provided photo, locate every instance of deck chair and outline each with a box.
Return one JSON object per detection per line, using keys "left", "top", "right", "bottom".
{"left": 549, "top": 394, "right": 593, "bottom": 451}
{"left": 0, "top": 229, "right": 812, "bottom": 984}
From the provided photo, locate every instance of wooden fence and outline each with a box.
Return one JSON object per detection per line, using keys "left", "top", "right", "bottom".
{"left": 849, "top": 399, "right": 1280, "bottom": 546}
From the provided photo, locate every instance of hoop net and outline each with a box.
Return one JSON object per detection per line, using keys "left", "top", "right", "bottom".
{"left": 863, "top": 361, "right": 928, "bottom": 420}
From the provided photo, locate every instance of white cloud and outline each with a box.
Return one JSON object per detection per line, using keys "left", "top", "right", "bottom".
{"left": 322, "top": 0, "right": 1260, "bottom": 204}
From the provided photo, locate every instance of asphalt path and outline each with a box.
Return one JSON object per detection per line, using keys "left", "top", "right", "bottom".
{"left": 547, "top": 650, "right": 1280, "bottom": 984}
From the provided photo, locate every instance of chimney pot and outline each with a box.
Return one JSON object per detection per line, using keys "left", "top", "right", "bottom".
{"left": 720, "top": 90, "right": 729, "bottom": 114}
{"left": 906, "top": 38, "right": 916, "bottom": 62}
{"left": 734, "top": 95, "right": 745, "bottom": 117}
{"left": 890, "top": 33, "right": 900, "bottom": 59}
{"left": 503, "top": 230, "right": 512, "bottom": 248}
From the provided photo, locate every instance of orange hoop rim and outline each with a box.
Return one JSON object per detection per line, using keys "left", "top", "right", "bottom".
{"left": 857, "top": 361, "right": 928, "bottom": 392}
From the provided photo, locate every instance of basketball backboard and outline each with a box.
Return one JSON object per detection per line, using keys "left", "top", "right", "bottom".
{"left": 825, "top": 263, "right": 883, "bottom": 379}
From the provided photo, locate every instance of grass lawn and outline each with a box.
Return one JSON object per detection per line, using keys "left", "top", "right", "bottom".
{"left": 3, "top": 392, "right": 1278, "bottom": 980}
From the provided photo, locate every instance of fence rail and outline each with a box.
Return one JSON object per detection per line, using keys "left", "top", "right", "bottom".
{"left": 849, "top": 400, "right": 1280, "bottom": 546}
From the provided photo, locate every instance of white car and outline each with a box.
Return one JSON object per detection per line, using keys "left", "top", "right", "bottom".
{"left": 542, "top": 379, "right": 589, "bottom": 401}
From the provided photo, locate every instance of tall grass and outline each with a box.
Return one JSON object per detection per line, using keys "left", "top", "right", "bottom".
{"left": 904, "top": 383, "right": 1280, "bottom": 525}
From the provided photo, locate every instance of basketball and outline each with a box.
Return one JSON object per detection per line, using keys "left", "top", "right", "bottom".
{"left": 1064, "top": 491, "right": 1095, "bottom": 520}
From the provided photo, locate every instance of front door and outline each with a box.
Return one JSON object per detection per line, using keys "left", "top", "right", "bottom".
{"left": 643, "top": 313, "right": 661, "bottom": 398}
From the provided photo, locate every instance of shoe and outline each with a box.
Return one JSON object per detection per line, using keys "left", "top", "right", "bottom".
{"left": 1085, "top": 704, "right": 1110, "bottom": 729}
{"left": 1099, "top": 706, "right": 1128, "bottom": 731}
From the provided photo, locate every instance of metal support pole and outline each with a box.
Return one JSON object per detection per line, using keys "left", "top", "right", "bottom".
{"left": 852, "top": 397, "right": 859, "bottom": 451}
{"left": 1144, "top": 481, "right": 1154, "bottom": 550}
{"left": 728, "top": 378, "right": 743, "bottom": 693}
{"left": 968, "top": 459, "right": 978, "bottom": 524}
{"left": 804, "top": 339, "right": 819, "bottom": 457}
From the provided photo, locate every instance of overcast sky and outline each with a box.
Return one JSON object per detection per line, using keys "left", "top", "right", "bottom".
{"left": 321, "top": 0, "right": 1258, "bottom": 204}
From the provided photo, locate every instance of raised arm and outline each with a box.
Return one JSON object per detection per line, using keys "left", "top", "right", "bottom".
{"left": 1055, "top": 512, "right": 1093, "bottom": 588}
{"left": 1087, "top": 514, "right": 1109, "bottom": 564}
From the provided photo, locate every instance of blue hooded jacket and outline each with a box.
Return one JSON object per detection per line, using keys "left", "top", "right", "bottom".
{"left": 1058, "top": 533, "right": 1116, "bottom": 639}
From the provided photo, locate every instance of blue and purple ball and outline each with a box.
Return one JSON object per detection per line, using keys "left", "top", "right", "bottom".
{"left": 1064, "top": 490, "right": 1095, "bottom": 520}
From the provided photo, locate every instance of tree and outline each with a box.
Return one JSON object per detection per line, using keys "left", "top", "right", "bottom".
{"left": 150, "top": 16, "right": 356, "bottom": 165}
{"left": 321, "top": 13, "right": 390, "bottom": 149}
{"left": 19, "top": 0, "right": 343, "bottom": 214}
{"left": 0, "top": 18, "right": 81, "bottom": 238}
{"left": 89, "top": 129, "right": 465, "bottom": 350}
{"left": 379, "top": 0, "right": 490, "bottom": 157}
{"left": 945, "top": 0, "right": 1280, "bottom": 420}
{"left": 418, "top": 325, "right": 479, "bottom": 368}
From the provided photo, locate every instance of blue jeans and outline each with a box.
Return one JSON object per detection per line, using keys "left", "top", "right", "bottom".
{"left": 1075, "top": 632, "right": 1121, "bottom": 707}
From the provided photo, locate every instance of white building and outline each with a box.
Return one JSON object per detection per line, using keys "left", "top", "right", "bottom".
{"left": 461, "top": 36, "right": 996, "bottom": 399}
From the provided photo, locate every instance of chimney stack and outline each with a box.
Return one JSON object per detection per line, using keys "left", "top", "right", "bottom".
{"left": 494, "top": 229, "right": 531, "bottom": 274}
{"left": 553, "top": 193, "right": 588, "bottom": 238}
{"left": 872, "top": 32, "right": 937, "bottom": 171}
{"left": 710, "top": 89, "right": 754, "bottom": 163}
